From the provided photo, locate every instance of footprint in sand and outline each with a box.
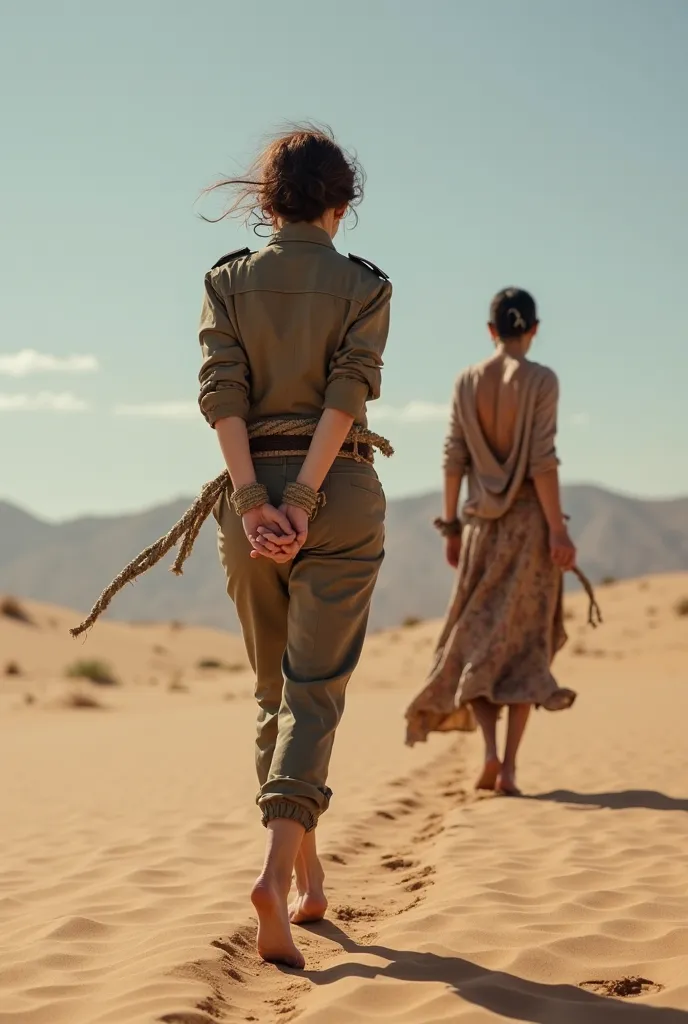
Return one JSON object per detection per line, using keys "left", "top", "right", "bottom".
{"left": 579, "top": 977, "right": 664, "bottom": 998}
{"left": 334, "top": 905, "right": 379, "bottom": 922}
{"left": 381, "top": 857, "right": 415, "bottom": 871}
{"left": 402, "top": 865, "right": 436, "bottom": 892}
{"left": 404, "top": 879, "right": 433, "bottom": 892}
{"left": 414, "top": 822, "right": 444, "bottom": 843}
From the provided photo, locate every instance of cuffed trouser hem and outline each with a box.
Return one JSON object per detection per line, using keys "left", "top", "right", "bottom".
{"left": 261, "top": 799, "right": 317, "bottom": 833}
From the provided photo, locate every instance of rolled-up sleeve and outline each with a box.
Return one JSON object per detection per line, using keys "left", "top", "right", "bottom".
{"left": 198, "top": 272, "right": 250, "bottom": 427}
{"left": 324, "top": 279, "right": 392, "bottom": 420}
{"left": 529, "top": 369, "right": 560, "bottom": 476}
{"left": 443, "top": 380, "right": 470, "bottom": 473}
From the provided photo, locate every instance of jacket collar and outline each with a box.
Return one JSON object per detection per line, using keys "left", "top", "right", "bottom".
{"left": 267, "top": 222, "right": 335, "bottom": 249}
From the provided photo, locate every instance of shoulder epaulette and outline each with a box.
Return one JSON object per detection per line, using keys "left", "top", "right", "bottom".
{"left": 347, "top": 253, "right": 389, "bottom": 281}
{"left": 211, "top": 247, "right": 253, "bottom": 270}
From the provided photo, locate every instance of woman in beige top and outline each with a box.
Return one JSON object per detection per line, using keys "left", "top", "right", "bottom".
{"left": 405, "top": 288, "right": 577, "bottom": 796}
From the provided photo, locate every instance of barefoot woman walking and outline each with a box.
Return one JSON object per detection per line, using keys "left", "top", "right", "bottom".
{"left": 199, "top": 127, "right": 391, "bottom": 966}
{"left": 405, "top": 289, "right": 578, "bottom": 795}
{"left": 68, "top": 125, "right": 391, "bottom": 968}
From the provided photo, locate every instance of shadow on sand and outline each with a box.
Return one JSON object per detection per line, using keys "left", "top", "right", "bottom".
{"left": 532, "top": 790, "right": 688, "bottom": 813}
{"left": 300, "top": 921, "right": 687, "bottom": 1023}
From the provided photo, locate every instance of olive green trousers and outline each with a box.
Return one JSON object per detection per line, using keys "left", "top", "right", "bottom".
{"left": 216, "top": 457, "right": 385, "bottom": 832}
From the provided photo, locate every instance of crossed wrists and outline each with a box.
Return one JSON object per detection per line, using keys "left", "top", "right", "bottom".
{"left": 231, "top": 481, "right": 326, "bottom": 521}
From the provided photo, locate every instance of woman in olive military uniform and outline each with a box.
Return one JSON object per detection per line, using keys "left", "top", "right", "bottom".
{"left": 198, "top": 125, "right": 392, "bottom": 968}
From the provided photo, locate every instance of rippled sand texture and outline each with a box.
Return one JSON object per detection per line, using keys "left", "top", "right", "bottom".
{"left": 1, "top": 573, "right": 688, "bottom": 1023}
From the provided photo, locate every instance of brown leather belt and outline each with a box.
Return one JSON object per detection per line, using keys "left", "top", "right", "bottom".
{"left": 249, "top": 435, "right": 373, "bottom": 461}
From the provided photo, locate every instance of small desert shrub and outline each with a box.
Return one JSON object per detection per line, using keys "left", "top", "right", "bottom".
{"left": 601, "top": 576, "right": 617, "bottom": 587}
{"left": 198, "top": 657, "right": 224, "bottom": 670}
{"left": 62, "top": 691, "right": 106, "bottom": 710}
{"left": 65, "top": 659, "right": 119, "bottom": 687}
{"left": 563, "top": 607, "right": 575, "bottom": 622}
{"left": 1, "top": 596, "right": 32, "bottom": 624}
{"left": 572, "top": 642, "right": 587, "bottom": 656}
{"left": 170, "top": 620, "right": 184, "bottom": 632}
{"left": 168, "top": 679, "right": 188, "bottom": 693}
{"left": 5, "top": 661, "right": 21, "bottom": 676}
{"left": 153, "top": 645, "right": 168, "bottom": 655}
{"left": 198, "top": 657, "right": 244, "bottom": 672}
{"left": 24, "top": 692, "right": 36, "bottom": 706}
{"left": 674, "top": 597, "right": 688, "bottom": 618}
{"left": 402, "top": 616, "right": 422, "bottom": 629}
{"left": 646, "top": 606, "right": 658, "bottom": 617}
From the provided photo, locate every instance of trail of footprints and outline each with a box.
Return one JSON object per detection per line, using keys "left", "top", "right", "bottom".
{"left": 160, "top": 745, "right": 469, "bottom": 1024}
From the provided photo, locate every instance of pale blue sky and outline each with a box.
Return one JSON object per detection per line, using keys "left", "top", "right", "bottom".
{"left": 1, "top": 0, "right": 686, "bottom": 519}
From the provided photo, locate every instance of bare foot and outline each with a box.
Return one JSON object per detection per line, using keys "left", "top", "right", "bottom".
{"left": 543, "top": 688, "right": 577, "bottom": 712}
{"left": 291, "top": 830, "right": 327, "bottom": 925}
{"left": 475, "top": 756, "right": 501, "bottom": 791}
{"left": 497, "top": 767, "right": 522, "bottom": 797}
{"left": 289, "top": 889, "right": 328, "bottom": 925}
{"left": 251, "top": 877, "right": 305, "bottom": 969}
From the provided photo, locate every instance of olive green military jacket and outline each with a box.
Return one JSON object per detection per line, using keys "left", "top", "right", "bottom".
{"left": 198, "top": 223, "right": 392, "bottom": 428}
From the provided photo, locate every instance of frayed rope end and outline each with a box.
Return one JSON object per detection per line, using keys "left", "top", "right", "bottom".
{"left": 68, "top": 470, "right": 228, "bottom": 637}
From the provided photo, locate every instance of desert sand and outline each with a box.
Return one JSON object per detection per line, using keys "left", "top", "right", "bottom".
{"left": 1, "top": 573, "right": 688, "bottom": 1023}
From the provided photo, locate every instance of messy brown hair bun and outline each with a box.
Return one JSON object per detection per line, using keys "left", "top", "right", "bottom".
{"left": 202, "top": 123, "right": 364, "bottom": 230}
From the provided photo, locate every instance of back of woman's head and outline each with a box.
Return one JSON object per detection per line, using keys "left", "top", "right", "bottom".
{"left": 489, "top": 288, "right": 538, "bottom": 340}
{"left": 203, "top": 123, "right": 364, "bottom": 229}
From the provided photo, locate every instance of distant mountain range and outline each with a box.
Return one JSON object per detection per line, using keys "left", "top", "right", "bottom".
{"left": 1, "top": 486, "right": 687, "bottom": 632}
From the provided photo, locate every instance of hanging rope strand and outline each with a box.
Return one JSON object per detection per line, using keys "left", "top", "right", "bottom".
{"left": 571, "top": 565, "right": 603, "bottom": 629}
{"left": 70, "top": 471, "right": 229, "bottom": 638}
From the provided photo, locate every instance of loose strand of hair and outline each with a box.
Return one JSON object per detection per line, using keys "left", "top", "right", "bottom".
{"left": 196, "top": 175, "right": 264, "bottom": 225}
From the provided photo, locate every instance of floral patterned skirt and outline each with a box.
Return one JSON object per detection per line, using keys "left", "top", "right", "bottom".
{"left": 405, "top": 486, "right": 571, "bottom": 746}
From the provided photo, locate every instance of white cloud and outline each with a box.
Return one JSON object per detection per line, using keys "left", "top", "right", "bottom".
{"left": 0, "top": 391, "right": 89, "bottom": 412}
{"left": 114, "top": 401, "right": 198, "bottom": 419}
{"left": 0, "top": 350, "right": 99, "bottom": 377}
{"left": 369, "top": 401, "right": 449, "bottom": 423}
{"left": 112, "top": 398, "right": 449, "bottom": 424}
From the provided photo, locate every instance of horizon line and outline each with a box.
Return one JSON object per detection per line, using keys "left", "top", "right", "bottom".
{"left": 1, "top": 480, "right": 687, "bottom": 526}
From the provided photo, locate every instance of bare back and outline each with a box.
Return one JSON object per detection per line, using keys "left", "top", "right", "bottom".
{"left": 443, "top": 354, "right": 560, "bottom": 519}
{"left": 474, "top": 354, "right": 528, "bottom": 463}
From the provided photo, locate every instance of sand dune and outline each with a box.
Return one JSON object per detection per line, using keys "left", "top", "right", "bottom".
{"left": 2, "top": 574, "right": 688, "bottom": 1022}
